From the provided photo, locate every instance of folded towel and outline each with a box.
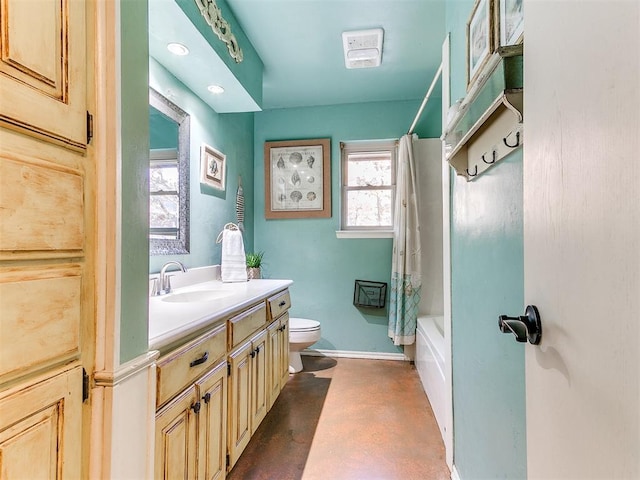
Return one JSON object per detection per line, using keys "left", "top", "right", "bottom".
{"left": 220, "top": 229, "right": 248, "bottom": 282}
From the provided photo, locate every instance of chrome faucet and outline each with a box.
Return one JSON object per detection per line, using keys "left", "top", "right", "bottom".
{"left": 154, "top": 261, "right": 188, "bottom": 296}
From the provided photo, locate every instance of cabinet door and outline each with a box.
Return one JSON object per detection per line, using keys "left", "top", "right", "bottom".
{"left": 197, "top": 361, "right": 227, "bottom": 480}
{"left": 278, "top": 313, "right": 290, "bottom": 388}
{"left": 250, "top": 329, "right": 268, "bottom": 434}
{"left": 227, "top": 341, "right": 252, "bottom": 469}
{"left": 0, "top": 366, "right": 82, "bottom": 479}
{"left": 155, "top": 386, "right": 199, "bottom": 480}
{"left": 266, "top": 320, "right": 281, "bottom": 410}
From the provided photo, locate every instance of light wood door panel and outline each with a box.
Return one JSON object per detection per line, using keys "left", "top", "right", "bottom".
{"left": 266, "top": 320, "right": 280, "bottom": 410}
{"left": 250, "top": 330, "right": 267, "bottom": 434}
{"left": 197, "top": 361, "right": 227, "bottom": 480}
{"left": 155, "top": 386, "right": 198, "bottom": 480}
{"left": 0, "top": 265, "right": 81, "bottom": 382}
{"left": 227, "top": 341, "right": 251, "bottom": 469}
{"left": 0, "top": 366, "right": 82, "bottom": 479}
{"left": 0, "top": 0, "right": 87, "bottom": 150}
{"left": 278, "top": 314, "right": 290, "bottom": 389}
{"left": 0, "top": 157, "right": 84, "bottom": 253}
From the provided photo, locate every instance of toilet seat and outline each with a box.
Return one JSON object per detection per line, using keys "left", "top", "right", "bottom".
{"left": 289, "top": 317, "right": 320, "bottom": 332}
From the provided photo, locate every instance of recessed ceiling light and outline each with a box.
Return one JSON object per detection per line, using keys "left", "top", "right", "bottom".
{"left": 167, "top": 42, "right": 189, "bottom": 56}
{"left": 207, "top": 85, "right": 225, "bottom": 94}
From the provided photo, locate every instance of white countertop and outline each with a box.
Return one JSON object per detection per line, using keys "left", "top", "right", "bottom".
{"left": 149, "top": 278, "right": 293, "bottom": 352}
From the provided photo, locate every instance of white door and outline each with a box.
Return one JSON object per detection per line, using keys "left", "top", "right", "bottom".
{"left": 524, "top": 2, "right": 639, "bottom": 478}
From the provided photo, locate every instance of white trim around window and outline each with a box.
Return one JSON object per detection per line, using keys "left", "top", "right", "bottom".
{"left": 339, "top": 139, "right": 398, "bottom": 236}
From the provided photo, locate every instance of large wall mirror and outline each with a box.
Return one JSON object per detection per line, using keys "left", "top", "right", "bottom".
{"left": 149, "top": 88, "right": 191, "bottom": 255}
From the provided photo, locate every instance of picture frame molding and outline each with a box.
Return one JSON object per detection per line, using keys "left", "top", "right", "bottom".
{"left": 495, "top": 0, "right": 524, "bottom": 47}
{"left": 200, "top": 143, "right": 226, "bottom": 191}
{"left": 467, "top": 0, "right": 494, "bottom": 89}
{"left": 264, "top": 138, "right": 331, "bottom": 219}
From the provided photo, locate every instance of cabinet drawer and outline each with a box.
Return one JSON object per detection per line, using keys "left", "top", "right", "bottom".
{"left": 229, "top": 302, "right": 267, "bottom": 349}
{"left": 267, "top": 290, "right": 291, "bottom": 321}
{"left": 156, "top": 323, "right": 226, "bottom": 408}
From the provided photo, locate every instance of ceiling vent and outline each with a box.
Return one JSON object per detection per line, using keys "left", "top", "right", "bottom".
{"left": 342, "top": 28, "right": 384, "bottom": 69}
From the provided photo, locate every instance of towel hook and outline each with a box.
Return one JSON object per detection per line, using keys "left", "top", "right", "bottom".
{"left": 503, "top": 131, "right": 520, "bottom": 148}
{"left": 466, "top": 165, "right": 478, "bottom": 177}
{"left": 482, "top": 150, "right": 497, "bottom": 164}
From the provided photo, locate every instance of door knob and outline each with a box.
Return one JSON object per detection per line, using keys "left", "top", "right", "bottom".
{"left": 498, "top": 305, "right": 542, "bottom": 345}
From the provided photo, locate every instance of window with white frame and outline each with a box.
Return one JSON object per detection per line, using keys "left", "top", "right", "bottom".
{"left": 149, "top": 148, "right": 180, "bottom": 239}
{"left": 340, "top": 140, "right": 397, "bottom": 231}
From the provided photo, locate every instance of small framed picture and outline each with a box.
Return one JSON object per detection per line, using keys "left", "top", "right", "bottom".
{"left": 264, "top": 138, "right": 331, "bottom": 219}
{"left": 467, "top": 0, "right": 494, "bottom": 89}
{"left": 496, "top": 0, "right": 523, "bottom": 46}
{"left": 200, "top": 143, "right": 226, "bottom": 191}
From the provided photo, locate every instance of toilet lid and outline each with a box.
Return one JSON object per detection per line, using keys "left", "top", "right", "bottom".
{"left": 289, "top": 317, "right": 320, "bottom": 332}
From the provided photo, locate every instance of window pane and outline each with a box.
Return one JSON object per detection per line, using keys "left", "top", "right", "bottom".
{"left": 347, "top": 152, "right": 392, "bottom": 187}
{"left": 150, "top": 165, "right": 178, "bottom": 193}
{"left": 150, "top": 194, "right": 179, "bottom": 232}
{"left": 346, "top": 189, "right": 392, "bottom": 227}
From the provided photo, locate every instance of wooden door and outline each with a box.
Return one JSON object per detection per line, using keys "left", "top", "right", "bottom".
{"left": 250, "top": 329, "right": 268, "bottom": 434}
{"left": 197, "top": 361, "right": 227, "bottom": 480}
{"left": 227, "top": 341, "right": 252, "bottom": 469}
{"left": 0, "top": 0, "right": 92, "bottom": 477}
{"left": 524, "top": 2, "right": 640, "bottom": 477}
{"left": 155, "top": 386, "right": 199, "bottom": 480}
{"left": 266, "top": 319, "right": 281, "bottom": 410}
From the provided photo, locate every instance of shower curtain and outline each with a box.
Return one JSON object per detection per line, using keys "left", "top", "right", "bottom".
{"left": 388, "top": 134, "right": 422, "bottom": 345}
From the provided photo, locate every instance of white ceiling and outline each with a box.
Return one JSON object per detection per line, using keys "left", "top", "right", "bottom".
{"left": 149, "top": 0, "right": 446, "bottom": 112}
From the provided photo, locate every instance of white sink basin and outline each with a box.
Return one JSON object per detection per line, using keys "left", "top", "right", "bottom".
{"left": 162, "top": 290, "right": 233, "bottom": 303}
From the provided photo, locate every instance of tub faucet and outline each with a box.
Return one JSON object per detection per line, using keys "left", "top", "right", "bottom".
{"left": 154, "top": 261, "right": 188, "bottom": 296}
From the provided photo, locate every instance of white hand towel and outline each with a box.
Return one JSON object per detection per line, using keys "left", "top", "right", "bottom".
{"left": 221, "top": 229, "right": 248, "bottom": 282}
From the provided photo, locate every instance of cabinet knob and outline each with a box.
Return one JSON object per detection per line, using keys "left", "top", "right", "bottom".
{"left": 191, "top": 401, "right": 201, "bottom": 414}
{"left": 202, "top": 392, "right": 211, "bottom": 404}
{"left": 250, "top": 349, "right": 256, "bottom": 358}
{"left": 279, "top": 300, "right": 286, "bottom": 307}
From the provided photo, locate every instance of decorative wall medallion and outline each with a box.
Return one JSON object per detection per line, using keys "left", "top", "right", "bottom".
{"left": 194, "top": 0, "right": 244, "bottom": 63}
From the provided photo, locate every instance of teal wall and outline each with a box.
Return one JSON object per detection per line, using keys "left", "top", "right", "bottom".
{"left": 149, "top": 58, "right": 255, "bottom": 274}
{"left": 447, "top": 0, "right": 527, "bottom": 478}
{"left": 150, "top": 107, "right": 178, "bottom": 149}
{"left": 253, "top": 100, "right": 439, "bottom": 354}
{"left": 120, "top": 0, "right": 150, "bottom": 363}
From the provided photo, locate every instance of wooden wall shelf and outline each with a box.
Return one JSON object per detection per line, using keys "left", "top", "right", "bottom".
{"left": 443, "top": 45, "right": 523, "bottom": 180}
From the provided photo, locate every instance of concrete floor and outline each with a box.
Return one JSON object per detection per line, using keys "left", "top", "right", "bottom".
{"left": 227, "top": 355, "right": 450, "bottom": 480}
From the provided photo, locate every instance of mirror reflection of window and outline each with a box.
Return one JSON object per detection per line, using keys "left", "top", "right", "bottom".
{"left": 150, "top": 148, "right": 179, "bottom": 239}
{"left": 149, "top": 88, "right": 190, "bottom": 255}
{"left": 150, "top": 105, "right": 179, "bottom": 239}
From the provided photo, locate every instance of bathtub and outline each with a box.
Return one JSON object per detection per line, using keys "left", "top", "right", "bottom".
{"left": 416, "top": 314, "right": 446, "bottom": 440}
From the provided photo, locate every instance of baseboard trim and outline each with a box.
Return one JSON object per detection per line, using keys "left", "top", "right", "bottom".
{"left": 451, "top": 465, "right": 461, "bottom": 480}
{"left": 301, "top": 348, "right": 409, "bottom": 361}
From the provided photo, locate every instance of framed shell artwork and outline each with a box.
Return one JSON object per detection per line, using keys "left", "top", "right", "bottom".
{"left": 264, "top": 138, "right": 331, "bottom": 219}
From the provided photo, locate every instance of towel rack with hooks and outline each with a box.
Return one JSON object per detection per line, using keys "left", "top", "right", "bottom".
{"left": 215, "top": 222, "right": 239, "bottom": 244}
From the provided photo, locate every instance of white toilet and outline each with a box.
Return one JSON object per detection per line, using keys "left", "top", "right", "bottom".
{"left": 288, "top": 317, "right": 321, "bottom": 373}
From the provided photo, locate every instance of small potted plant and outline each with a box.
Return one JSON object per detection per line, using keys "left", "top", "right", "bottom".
{"left": 246, "top": 251, "right": 264, "bottom": 280}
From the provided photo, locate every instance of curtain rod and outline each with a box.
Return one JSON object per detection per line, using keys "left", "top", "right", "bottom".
{"left": 407, "top": 63, "right": 443, "bottom": 135}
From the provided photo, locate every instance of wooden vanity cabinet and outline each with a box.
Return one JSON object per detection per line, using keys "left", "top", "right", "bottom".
{"left": 154, "top": 288, "right": 292, "bottom": 477}
{"left": 154, "top": 324, "right": 227, "bottom": 480}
